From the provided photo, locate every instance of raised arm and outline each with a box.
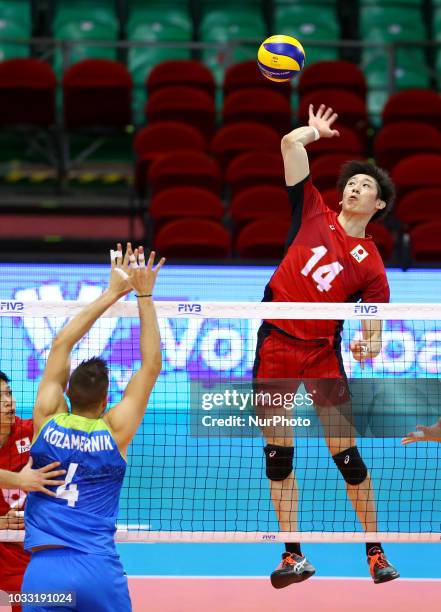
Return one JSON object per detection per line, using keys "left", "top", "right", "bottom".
{"left": 281, "top": 104, "right": 340, "bottom": 186}
{"left": 33, "top": 243, "right": 133, "bottom": 432}
{"left": 104, "top": 248, "right": 165, "bottom": 454}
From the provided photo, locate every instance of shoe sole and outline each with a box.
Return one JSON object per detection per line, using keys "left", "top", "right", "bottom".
{"left": 374, "top": 572, "right": 400, "bottom": 584}
{"left": 271, "top": 570, "right": 316, "bottom": 589}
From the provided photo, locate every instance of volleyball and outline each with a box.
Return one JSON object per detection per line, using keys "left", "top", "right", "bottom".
{"left": 257, "top": 35, "right": 305, "bottom": 82}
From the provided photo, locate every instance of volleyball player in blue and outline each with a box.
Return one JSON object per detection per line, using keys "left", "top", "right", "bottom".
{"left": 21, "top": 243, "right": 165, "bottom": 611}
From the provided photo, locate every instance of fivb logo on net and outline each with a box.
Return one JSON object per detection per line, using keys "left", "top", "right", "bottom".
{"left": 0, "top": 301, "right": 24, "bottom": 312}
{"left": 15, "top": 284, "right": 119, "bottom": 369}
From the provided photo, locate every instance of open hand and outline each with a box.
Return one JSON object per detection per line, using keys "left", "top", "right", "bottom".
{"left": 127, "top": 247, "right": 166, "bottom": 297}
{"left": 402, "top": 418, "right": 441, "bottom": 445}
{"left": 16, "top": 457, "right": 66, "bottom": 495}
{"left": 309, "top": 104, "right": 340, "bottom": 139}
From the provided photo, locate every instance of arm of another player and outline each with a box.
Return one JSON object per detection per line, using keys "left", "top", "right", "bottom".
{"left": 402, "top": 418, "right": 441, "bottom": 445}
{"left": 350, "top": 319, "right": 383, "bottom": 368}
{"left": 0, "top": 458, "right": 65, "bottom": 493}
{"left": 104, "top": 248, "right": 165, "bottom": 454}
{"left": 281, "top": 104, "right": 340, "bottom": 186}
{"left": 33, "top": 243, "right": 133, "bottom": 432}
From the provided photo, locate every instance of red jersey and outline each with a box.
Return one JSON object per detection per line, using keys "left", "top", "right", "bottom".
{"left": 0, "top": 417, "right": 33, "bottom": 582}
{"left": 265, "top": 176, "right": 389, "bottom": 343}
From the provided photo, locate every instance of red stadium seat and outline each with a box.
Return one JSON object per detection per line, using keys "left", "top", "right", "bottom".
{"left": 211, "top": 122, "right": 280, "bottom": 171}
{"left": 147, "top": 60, "right": 215, "bottom": 97}
{"left": 0, "top": 214, "right": 143, "bottom": 239}
{"left": 226, "top": 151, "right": 284, "bottom": 196}
{"left": 222, "top": 88, "right": 292, "bottom": 134}
{"left": 366, "top": 223, "right": 394, "bottom": 262}
{"left": 134, "top": 121, "right": 206, "bottom": 195}
{"left": 223, "top": 60, "right": 291, "bottom": 98}
{"left": 63, "top": 59, "right": 132, "bottom": 129}
{"left": 0, "top": 58, "right": 56, "bottom": 126}
{"left": 306, "top": 126, "right": 364, "bottom": 161}
{"left": 230, "top": 186, "right": 290, "bottom": 229}
{"left": 148, "top": 151, "right": 221, "bottom": 195}
{"left": 145, "top": 86, "right": 216, "bottom": 140}
{"left": 395, "top": 189, "right": 441, "bottom": 228}
{"left": 236, "top": 217, "right": 290, "bottom": 259}
{"left": 149, "top": 188, "right": 224, "bottom": 225}
{"left": 321, "top": 187, "right": 341, "bottom": 212}
{"left": 298, "top": 89, "right": 368, "bottom": 136}
{"left": 374, "top": 122, "right": 441, "bottom": 171}
{"left": 391, "top": 154, "right": 441, "bottom": 196}
{"left": 311, "top": 154, "right": 365, "bottom": 191}
{"left": 409, "top": 222, "right": 441, "bottom": 261}
{"left": 382, "top": 89, "right": 441, "bottom": 130}
{"left": 154, "top": 219, "right": 231, "bottom": 259}
{"left": 298, "top": 61, "right": 367, "bottom": 99}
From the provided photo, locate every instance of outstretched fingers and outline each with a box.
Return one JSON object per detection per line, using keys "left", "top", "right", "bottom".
{"left": 315, "top": 104, "right": 326, "bottom": 119}
{"left": 110, "top": 242, "right": 123, "bottom": 269}
{"left": 138, "top": 246, "right": 146, "bottom": 267}
{"left": 322, "top": 106, "right": 333, "bottom": 121}
{"left": 153, "top": 256, "right": 166, "bottom": 276}
{"left": 146, "top": 249, "right": 156, "bottom": 270}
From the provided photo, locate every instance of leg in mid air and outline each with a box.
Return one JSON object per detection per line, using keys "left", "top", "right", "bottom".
{"left": 253, "top": 328, "right": 315, "bottom": 589}
{"left": 257, "top": 404, "right": 315, "bottom": 589}
{"left": 314, "top": 389, "right": 400, "bottom": 584}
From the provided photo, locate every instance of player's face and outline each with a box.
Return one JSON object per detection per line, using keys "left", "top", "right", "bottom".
{"left": 0, "top": 380, "right": 16, "bottom": 431}
{"left": 341, "top": 174, "right": 385, "bottom": 218}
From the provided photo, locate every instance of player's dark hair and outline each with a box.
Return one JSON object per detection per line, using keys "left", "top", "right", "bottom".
{"left": 337, "top": 160, "right": 396, "bottom": 222}
{"left": 68, "top": 357, "right": 109, "bottom": 412}
{"left": 0, "top": 370, "right": 10, "bottom": 384}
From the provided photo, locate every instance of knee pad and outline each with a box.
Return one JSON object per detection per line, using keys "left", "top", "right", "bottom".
{"left": 332, "top": 446, "right": 368, "bottom": 485}
{"left": 264, "top": 444, "right": 294, "bottom": 481}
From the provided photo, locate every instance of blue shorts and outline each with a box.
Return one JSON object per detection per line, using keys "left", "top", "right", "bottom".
{"left": 21, "top": 548, "right": 132, "bottom": 611}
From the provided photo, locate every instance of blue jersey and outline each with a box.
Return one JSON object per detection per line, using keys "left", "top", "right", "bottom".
{"left": 25, "top": 413, "right": 126, "bottom": 555}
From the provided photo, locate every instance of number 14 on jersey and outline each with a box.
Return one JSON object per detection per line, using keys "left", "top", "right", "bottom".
{"left": 301, "top": 246, "right": 343, "bottom": 292}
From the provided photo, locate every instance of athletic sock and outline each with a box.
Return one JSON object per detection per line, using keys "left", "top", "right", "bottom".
{"left": 366, "top": 543, "right": 383, "bottom": 555}
{"left": 285, "top": 542, "right": 302, "bottom": 556}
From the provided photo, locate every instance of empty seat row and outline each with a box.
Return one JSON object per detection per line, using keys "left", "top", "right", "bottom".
{"left": 0, "top": 213, "right": 396, "bottom": 262}
{"left": 3, "top": 58, "right": 441, "bottom": 134}
{"left": 146, "top": 179, "right": 441, "bottom": 233}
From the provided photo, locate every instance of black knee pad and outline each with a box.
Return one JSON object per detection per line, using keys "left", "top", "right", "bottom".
{"left": 264, "top": 444, "right": 294, "bottom": 481}
{"left": 332, "top": 446, "right": 368, "bottom": 485}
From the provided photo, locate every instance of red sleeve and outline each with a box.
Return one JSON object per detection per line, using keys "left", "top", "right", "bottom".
{"left": 362, "top": 272, "right": 390, "bottom": 303}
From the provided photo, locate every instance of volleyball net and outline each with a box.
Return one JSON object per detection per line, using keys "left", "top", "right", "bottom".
{"left": 0, "top": 300, "right": 440, "bottom": 543}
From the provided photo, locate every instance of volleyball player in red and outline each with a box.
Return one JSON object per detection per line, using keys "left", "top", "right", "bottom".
{"left": 253, "top": 104, "right": 399, "bottom": 587}
{"left": 0, "top": 370, "right": 65, "bottom": 609}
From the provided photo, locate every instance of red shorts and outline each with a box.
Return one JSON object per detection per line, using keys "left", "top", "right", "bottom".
{"left": 0, "top": 543, "right": 29, "bottom": 612}
{"left": 253, "top": 324, "right": 350, "bottom": 407}
{"left": 0, "top": 574, "right": 24, "bottom": 611}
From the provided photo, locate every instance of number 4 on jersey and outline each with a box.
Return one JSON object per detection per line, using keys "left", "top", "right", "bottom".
{"left": 301, "top": 246, "right": 343, "bottom": 292}
{"left": 56, "top": 462, "right": 79, "bottom": 507}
